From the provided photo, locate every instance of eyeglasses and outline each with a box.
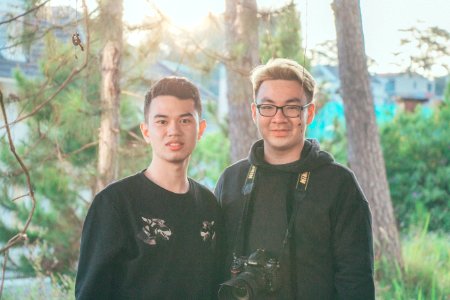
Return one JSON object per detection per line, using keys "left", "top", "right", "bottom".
{"left": 256, "top": 103, "right": 311, "bottom": 118}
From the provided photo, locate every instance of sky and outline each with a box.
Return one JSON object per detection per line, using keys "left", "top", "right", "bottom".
{"left": 122, "top": 0, "right": 450, "bottom": 77}
{"left": 50, "top": 0, "right": 450, "bottom": 77}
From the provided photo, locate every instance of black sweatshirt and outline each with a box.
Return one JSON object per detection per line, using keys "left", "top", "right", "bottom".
{"left": 214, "top": 139, "right": 374, "bottom": 300}
{"left": 75, "top": 172, "right": 222, "bottom": 300}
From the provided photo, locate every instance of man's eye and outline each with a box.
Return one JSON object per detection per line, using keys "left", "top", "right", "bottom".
{"left": 156, "top": 120, "right": 167, "bottom": 125}
{"left": 180, "top": 118, "right": 191, "bottom": 124}
{"left": 286, "top": 106, "right": 300, "bottom": 111}
{"left": 260, "top": 105, "right": 274, "bottom": 110}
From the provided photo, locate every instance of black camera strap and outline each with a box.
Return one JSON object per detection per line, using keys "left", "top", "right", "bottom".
{"left": 232, "top": 165, "right": 257, "bottom": 257}
{"left": 282, "top": 170, "right": 310, "bottom": 300}
{"left": 281, "top": 171, "right": 310, "bottom": 250}
{"left": 232, "top": 165, "right": 310, "bottom": 259}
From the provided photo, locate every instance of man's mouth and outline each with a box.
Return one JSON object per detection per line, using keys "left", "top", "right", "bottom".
{"left": 166, "top": 142, "right": 183, "bottom": 150}
{"left": 270, "top": 129, "right": 290, "bottom": 137}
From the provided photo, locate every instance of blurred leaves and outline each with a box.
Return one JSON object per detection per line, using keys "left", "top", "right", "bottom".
{"left": 381, "top": 99, "right": 450, "bottom": 232}
{"left": 397, "top": 26, "right": 450, "bottom": 77}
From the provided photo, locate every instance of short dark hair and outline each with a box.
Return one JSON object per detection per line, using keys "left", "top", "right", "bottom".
{"left": 144, "top": 76, "right": 202, "bottom": 122}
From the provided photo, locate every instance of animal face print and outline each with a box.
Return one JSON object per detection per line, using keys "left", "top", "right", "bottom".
{"left": 137, "top": 217, "right": 172, "bottom": 246}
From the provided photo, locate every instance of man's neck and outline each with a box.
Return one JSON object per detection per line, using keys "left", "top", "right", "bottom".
{"left": 263, "top": 141, "right": 304, "bottom": 165}
{"left": 144, "top": 160, "right": 189, "bottom": 194}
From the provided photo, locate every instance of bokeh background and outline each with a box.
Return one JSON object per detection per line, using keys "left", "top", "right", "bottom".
{"left": 0, "top": 0, "right": 449, "bottom": 299}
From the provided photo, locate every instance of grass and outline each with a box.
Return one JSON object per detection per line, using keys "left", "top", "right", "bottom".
{"left": 376, "top": 219, "right": 450, "bottom": 299}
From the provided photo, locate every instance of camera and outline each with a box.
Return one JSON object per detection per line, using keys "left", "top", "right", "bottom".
{"left": 218, "top": 249, "right": 281, "bottom": 300}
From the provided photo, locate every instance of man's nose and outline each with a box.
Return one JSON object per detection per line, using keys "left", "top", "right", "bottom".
{"left": 167, "top": 121, "right": 181, "bottom": 135}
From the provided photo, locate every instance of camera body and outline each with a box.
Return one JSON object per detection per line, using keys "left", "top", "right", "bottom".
{"left": 218, "top": 249, "right": 281, "bottom": 300}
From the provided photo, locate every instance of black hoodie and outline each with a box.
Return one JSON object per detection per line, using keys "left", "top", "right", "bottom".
{"left": 214, "top": 139, "right": 374, "bottom": 300}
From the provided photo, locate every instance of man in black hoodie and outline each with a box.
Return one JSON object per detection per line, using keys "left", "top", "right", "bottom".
{"left": 214, "top": 58, "right": 374, "bottom": 299}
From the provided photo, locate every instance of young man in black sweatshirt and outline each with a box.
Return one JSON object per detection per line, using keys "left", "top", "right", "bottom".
{"left": 215, "top": 58, "right": 374, "bottom": 299}
{"left": 76, "top": 77, "right": 222, "bottom": 300}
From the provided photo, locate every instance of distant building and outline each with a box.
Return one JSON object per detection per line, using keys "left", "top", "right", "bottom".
{"left": 308, "top": 65, "right": 445, "bottom": 139}
{"left": 311, "top": 64, "right": 392, "bottom": 105}
{"left": 0, "top": 0, "right": 27, "bottom": 62}
{"left": 378, "top": 72, "right": 435, "bottom": 112}
{"left": 311, "top": 65, "right": 443, "bottom": 113}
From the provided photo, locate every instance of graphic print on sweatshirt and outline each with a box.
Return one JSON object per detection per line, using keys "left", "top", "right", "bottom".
{"left": 200, "top": 220, "right": 215, "bottom": 242}
{"left": 137, "top": 217, "right": 172, "bottom": 246}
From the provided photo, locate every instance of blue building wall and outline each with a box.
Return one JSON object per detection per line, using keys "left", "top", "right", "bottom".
{"left": 307, "top": 101, "right": 401, "bottom": 140}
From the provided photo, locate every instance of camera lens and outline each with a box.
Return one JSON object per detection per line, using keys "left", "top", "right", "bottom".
{"left": 231, "top": 286, "right": 249, "bottom": 299}
{"left": 218, "top": 281, "right": 251, "bottom": 300}
{"left": 219, "top": 250, "right": 280, "bottom": 299}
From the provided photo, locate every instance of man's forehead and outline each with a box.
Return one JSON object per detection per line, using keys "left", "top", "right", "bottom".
{"left": 148, "top": 97, "right": 198, "bottom": 118}
{"left": 257, "top": 80, "right": 306, "bottom": 98}
{"left": 150, "top": 96, "right": 195, "bottom": 109}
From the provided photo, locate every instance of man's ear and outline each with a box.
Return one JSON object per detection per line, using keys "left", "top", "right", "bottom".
{"left": 198, "top": 119, "right": 207, "bottom": 140}
{"left": 306, "top": 102, "right": 315, "bottom": 125}
{"left": 140, "top": 122, "right": 151, "bottom": 143}
{"left": 251, "top": 102, "right": 257, "bottom": 124}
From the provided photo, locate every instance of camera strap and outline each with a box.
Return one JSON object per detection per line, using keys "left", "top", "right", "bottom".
{"left": 282, "top": 171, "right": 310, "bottom": 249}
{"left": 232, "top": 165, "right": 257, "bottom": 257}
{"left": 232, "top": 165, "right": 310, "bottom": 258}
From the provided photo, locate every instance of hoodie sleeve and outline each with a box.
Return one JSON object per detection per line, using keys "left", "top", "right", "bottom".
{"left": 75, "top": 193, "right": 125, "bottom": 300}
{"left": 331, "top": 172, "right": 375, "bottom": 300}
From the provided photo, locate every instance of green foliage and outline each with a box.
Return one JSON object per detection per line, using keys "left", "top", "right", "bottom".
{"left": 260, "top": 2, "right": 309, "bottom": 67}
{"left": 0, "top": 7, "right": 158, "bottom": 280}
{"left": 376, "top": 220, "right": 450, "bottom": 299}
{"left": 189, "top": 130, "right": 230, "bottom": 189}
{"left": 1, "top": 43, "right": 100, "bottom": 276}
{"left": 445, "top": 81, "right": 450, "bottom": 102}
{"left": 315, "top": 100, "right": 450, "bottom": 233}
{"left": 380, "top": 101, "right": 450, "bottom": 232}
{"left": 314, "top": 117, "right": 348, "bottom": 165}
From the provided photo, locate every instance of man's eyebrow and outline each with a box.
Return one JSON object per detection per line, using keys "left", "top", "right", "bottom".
{"left": 257, "top": 97, "right": 275, "bottom": 104}
{"left": 285, "top": 98, "right": 303, "bottom": 103}
{"left": 153, "top": 112, "right": 195, "bottom": 119}
{"left": 257, "top": 97, "right": 303, "bottom": 104}
{"left": 179, "top": 113, "right": 194, "bottom": 118}
{"left": 153, "top": 114, "right": 168, "bottom": 119}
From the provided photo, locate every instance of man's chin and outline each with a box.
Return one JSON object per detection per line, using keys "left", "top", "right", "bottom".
{"left": 265, "top": 138, "right": 302, "bottom": 151}
{"left": 162, "top": 154, "right": 190, "bottom": 165}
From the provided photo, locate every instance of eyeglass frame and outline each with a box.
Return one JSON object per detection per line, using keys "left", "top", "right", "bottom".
{"left": 255, "top": 102, "right": 312, "bottom": 118}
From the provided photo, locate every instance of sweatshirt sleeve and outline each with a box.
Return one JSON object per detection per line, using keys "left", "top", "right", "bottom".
{"left": 332, "top": 172, "right": 375, "bottom": 300}
{"left": 75, "top": 193, "right": 125, "bottom": 300}
{"left": 213, "top": 172, "right": 224, "bottom": 206}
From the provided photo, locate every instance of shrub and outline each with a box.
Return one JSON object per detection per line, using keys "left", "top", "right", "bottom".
{"left": 380, "top": 100, "right": 450, "bottom": 232}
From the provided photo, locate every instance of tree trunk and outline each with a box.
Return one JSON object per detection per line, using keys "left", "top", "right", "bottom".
{"left": 224, "top": 0, "right": 259, "bottom": 162}
{"left": 96, "top": 0, "right": 123, "bottom": 193}
{"left": 332, "top": 0, "right": 403, "bottom": 265}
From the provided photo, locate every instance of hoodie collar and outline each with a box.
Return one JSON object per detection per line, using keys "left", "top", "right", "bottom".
{"left": 248, "top": 139, "right": 334, "bottom": 173}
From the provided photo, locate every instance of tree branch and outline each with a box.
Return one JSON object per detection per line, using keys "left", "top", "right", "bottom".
{"left": 0, "top": 91, "right": 35, "bottom": 258}
{"left": 0, "top": 0, "right": 90, "bottom": 293}
{"left": 0, "top": 252, "right": 7, "bottom": 298}
{"left": 0, "top": 0, "right": 91, "bottom": 130}
{"left": 0, "top": 0, "right": 51, "bottom": 26}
